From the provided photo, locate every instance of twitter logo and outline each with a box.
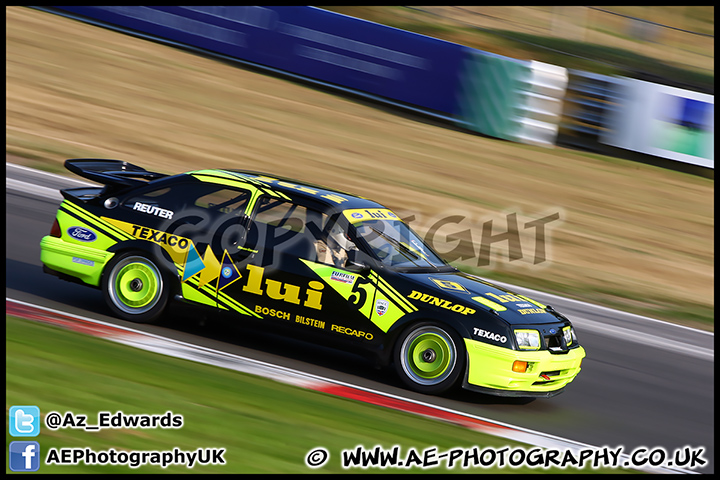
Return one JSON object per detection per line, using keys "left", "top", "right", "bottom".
{"left": 9, "top": 406, "right": 40, "bottom": 437}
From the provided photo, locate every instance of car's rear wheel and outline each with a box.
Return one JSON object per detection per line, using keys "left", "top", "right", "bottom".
{"left": 394, "top": 322, "right": 465, "bottom": 395}
{"left": 102, "top": 252, "right": 169, "bottom": 323}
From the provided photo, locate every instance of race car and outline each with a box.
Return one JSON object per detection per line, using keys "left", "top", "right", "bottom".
{"left": 40, "top": 159, "right": 585, "bottom": 397}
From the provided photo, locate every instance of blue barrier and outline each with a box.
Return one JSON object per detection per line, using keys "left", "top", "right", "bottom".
{"left": 52, "top": 6, "right": 469, "bottom": 116}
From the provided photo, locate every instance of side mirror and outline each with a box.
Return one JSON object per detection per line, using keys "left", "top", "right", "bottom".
{"left": 345, "top": 261, "right": 371, "bottom": 276}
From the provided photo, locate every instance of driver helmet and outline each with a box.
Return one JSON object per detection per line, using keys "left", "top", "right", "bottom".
{"left": 328, "top": 223, "right": 356, "bottom": 251}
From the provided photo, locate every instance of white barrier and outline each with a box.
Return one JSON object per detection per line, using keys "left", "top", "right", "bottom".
{"left": 515, "top": 61, "right": 569, "bottom": 147}
{"left": 601, "top": 78, "right": 714, "bottom": 169}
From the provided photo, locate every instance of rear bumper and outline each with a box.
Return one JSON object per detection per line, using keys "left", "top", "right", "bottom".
{"left": 40, "top": 235, "right": 114, "bottom": 287}
{"left": 463, "top": 338, "right": 585, "bottom": 397}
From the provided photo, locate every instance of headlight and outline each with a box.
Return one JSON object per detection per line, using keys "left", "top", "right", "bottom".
{"left": 515, "top": 329, "right": 541, "bottom": 350}
{"left": 562, "top": 326, "right": 577, "bottom": 346}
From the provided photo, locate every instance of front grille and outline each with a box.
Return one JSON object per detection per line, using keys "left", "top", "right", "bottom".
{"left": 543, "top": 333, "right": 565, "bottom": 350}
{"left": 544, "top": 332, "right": 568, "bottom": 353}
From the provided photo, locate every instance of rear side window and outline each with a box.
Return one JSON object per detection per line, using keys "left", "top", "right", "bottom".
{"left": 122, "top": 182, "right": 251, "bottom": 220}
{"left": 193, "top": 188, "right": 251, "bottom": 215}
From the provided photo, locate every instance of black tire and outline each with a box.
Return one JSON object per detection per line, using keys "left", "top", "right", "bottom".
{"left": 393, "top": 322, "right": 465, "bottom": 395}
{"left": 102, "top": 251, "right": 169, "bottom": 323}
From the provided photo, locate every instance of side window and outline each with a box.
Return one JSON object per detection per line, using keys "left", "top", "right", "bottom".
{"left": 251, "top": 197, "right": 329, "bottom": 262}
{"left": 254, "top": 197, "right": 308, "bottom": 233}
{"left": 251, "top": 197, "right": 359, "bottom": 267}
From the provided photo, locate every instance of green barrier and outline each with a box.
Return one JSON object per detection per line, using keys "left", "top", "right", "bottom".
{"left": 456, "top": 51, "right": 530, "bottom": 141}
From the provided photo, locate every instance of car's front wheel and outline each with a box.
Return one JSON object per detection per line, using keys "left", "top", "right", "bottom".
{"left": 102, "top": 252, "right": 169, "bottom": 323}
{"left": 394, "top": 322, "right": 465, "bottom": 395}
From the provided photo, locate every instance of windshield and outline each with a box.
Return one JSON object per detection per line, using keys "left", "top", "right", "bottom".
{"left": 345, "top": 209, "right": 449, "bottom": 271}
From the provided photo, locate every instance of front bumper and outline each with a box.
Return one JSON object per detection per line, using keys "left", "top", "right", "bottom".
{"left": 40, "top": 235, "right": 114, "bottom": 287}
{"left": 463, "top": 337, "right": 585, "bottom": 397}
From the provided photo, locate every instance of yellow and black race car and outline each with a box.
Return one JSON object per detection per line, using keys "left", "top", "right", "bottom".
{"left": 41, "top": 159, "right": 585, "bottom": 397}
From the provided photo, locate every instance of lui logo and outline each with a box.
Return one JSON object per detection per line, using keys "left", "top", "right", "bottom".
{"left": 242, "top": 265, "right": 324, "bottom": 310}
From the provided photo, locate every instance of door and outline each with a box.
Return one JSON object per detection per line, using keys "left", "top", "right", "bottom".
{"left": 222, "top": 196, "right": 382, "bottom": 345}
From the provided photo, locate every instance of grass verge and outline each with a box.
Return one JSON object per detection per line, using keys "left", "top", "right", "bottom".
{"left": 6, "top": 316, "right": 631, "bottom": 473}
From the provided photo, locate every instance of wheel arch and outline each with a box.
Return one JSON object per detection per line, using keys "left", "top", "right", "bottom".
{"left": 105, "top": 240, "right": 182, "bottom": 297}
{"left": 387, "top": 312, "right": 473, "bottom": 348}
{"left": 390, "top": 318, "right": 468, "bottom": 394}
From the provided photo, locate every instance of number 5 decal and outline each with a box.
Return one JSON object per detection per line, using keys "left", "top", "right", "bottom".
{"left": 349, "top": 275, "right": 376, "bottom": 319}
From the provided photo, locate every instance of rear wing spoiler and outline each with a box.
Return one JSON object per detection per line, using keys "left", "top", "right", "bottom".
{"left": 64, "top": 158, "right": 168, "bottom": 189}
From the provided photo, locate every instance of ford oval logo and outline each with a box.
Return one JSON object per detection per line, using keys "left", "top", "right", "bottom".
{"left": 549, "top": 328, "right": 557, "bottom": 335}
{"left": 67, "top": 226, "right": 97, "bottom": 242}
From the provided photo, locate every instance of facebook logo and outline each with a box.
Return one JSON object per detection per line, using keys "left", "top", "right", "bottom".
{"left": 9, "top": 405, "right": 40, "bottom": 437}
{"left": 9, "top": 441, "right": 41, "bottom": 472}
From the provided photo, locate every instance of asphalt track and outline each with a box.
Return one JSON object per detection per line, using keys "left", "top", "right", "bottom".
{"left": 6, "top": 162, "right": 714, "bottom": 473}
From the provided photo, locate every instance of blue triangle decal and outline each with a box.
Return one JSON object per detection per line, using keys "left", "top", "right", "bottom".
{"left": 182, "top": 242, "right": 206, "bottom": 282}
